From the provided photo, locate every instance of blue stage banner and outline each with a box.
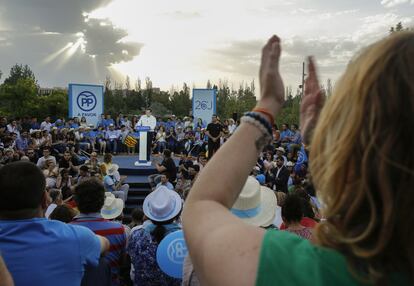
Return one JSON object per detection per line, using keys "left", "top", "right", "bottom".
{"left": 68, "top": 83, "right": 104, "bottom": 127}
{"left": 192, "top": 89, "right": 216, "bottom": 126}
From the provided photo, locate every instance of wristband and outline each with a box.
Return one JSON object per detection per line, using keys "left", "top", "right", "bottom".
{"left": 252, "top": 107, "right": 274, "bottom": 125}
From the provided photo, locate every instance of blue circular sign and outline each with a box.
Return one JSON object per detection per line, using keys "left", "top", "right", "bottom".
{"left": 77, "top": 91, "right": 97, "bottom": 112}
{"left": 156, "top": 230, "right": 188, "bottom": 279}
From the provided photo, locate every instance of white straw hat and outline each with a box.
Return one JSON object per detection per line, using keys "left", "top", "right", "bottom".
{"left": 107, "top": 164, "right": 119, "bottom": 176}
{"left": 143, "top": 186, "right": 182, "bottom": 222}
{"left": 231, "top": 176, "right": 277, "bottom": 227}
{"left": 101, "top": 193, "right": 124, "bottom": 219}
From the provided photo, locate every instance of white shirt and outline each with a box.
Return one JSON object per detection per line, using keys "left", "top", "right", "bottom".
{"left": 45, "top": 203, "right": 58, "bottom": 219}
{"left": 40, "top": 121, "right": 52, "bottom": 132}
{"left": 135, "top": 115, "right": 157, "bottom": 131}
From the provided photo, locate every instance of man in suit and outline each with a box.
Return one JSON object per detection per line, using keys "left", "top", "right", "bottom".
{"left": 269, "top": 156, "right": 290, "bottom": 193}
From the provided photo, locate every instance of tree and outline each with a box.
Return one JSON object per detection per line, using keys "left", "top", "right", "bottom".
{"left": 3, "top": 64, "right": 36, "bottom": 85}
{"left": 0, "top": 78, "right": 38, "bottom": 117}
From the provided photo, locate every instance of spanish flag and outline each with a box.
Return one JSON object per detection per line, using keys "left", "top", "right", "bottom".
{"left": 124, "top": 135, "right": 138, "bottom": 148}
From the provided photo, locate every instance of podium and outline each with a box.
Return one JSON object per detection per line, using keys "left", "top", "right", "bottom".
{"left": 134, "top": 126, "right": 152, "bottom": 166}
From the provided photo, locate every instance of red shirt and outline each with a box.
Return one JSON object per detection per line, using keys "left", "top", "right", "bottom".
{"left": 280, "top": 217, "right": 317, "bottom": 230}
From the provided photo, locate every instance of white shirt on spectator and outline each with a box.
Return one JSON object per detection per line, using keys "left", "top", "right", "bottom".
{"left": 36, "top": 155, "right": 57, "bottom": 169}
{"left": 136, "top": 115, "right": 156, "bottom": 131}
{"left": 40, "top": 121, "right": 52, "bottom": 132}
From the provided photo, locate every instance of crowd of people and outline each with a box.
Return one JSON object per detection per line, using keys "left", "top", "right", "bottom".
{"left": 1, "top": 31, "right": 413, "bottom": 286}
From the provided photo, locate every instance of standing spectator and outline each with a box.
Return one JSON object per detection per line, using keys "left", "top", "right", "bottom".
{"left": 206, "top": 115, "right": 222, "bottom": 159}
{"left": 0, "top": 161, "right": 109, "bottom": 286}
{"left": 40, "top": 116, "right": 52, "bottom": 132}
{"left": 128, "top": 186, "right": 182, "bottom": 286}
{"left": 71, "top": 179, "right": 127, "bottom": 286}
{"left": 268, "top": 156, "right": 290, "bottom": 193}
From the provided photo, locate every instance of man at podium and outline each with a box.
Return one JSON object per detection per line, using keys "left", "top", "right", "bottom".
{"left": 135, "top": 108, "right": 157, "bottom": 160}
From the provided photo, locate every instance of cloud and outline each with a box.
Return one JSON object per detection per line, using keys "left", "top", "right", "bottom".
{"left": 381, "top": 0, "right": 414, "bottom": 8}
{"left": 0, "top": 0, "right": 141, "bottom": 87}
{"left": 163, "top": 10, "right": 202, "bottom": 19}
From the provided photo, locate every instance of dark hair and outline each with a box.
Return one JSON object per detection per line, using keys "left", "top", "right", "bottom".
{"left": 79, "top": 165, "right": 89, "bottom": 172}
{"left": 151, "top": 217, "right": 177, "bottom": 244}
{"left": 275, "top": 156, "right": 284, "bottom": 161}
{"left": 74, "top": 178, "right": 105, "bottom": 213}
{"left": 281, "top": 194, "right": 304, "bottom": 224}
{"left": 103, "top": 153, "right": 112, "bottom": 164}
{"left": 293, "top": 187, "right": 316, "bottom": 220}
{"left": 0, "top": 161, "right": 45, "bottom": 217}
{"left": 163, "top": 149, "right": 172, "bottom": 158}
{"left": 131, "top": 208, "right": 144, "bottom": 226}
{"left": 42, "top": 146, "right": 51, "bottom": 152}
{"left": 49, "top": 189, "right": 61, "bottom": 202}
{"left": 49, "top": 205, "right": 76, "bottom": 223}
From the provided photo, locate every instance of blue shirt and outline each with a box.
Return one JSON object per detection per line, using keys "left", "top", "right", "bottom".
{"left": 0, "top": 218, "right": 101, "bottom": 286}
{"left": 280, "top": 129, "right": 292, "bottom": 140}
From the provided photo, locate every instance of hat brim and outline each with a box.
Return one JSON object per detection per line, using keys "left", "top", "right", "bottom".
{"left": 101, "top": 198, "right": 124, "bottom": 219}
{"left": 143, "top": 190, "right": 182, "bottom": 222}
{"left": 234, "top": 186, "right": 278, "bottom": 228}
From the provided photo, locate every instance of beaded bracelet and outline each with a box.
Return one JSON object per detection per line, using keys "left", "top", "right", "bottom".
{"left": 244, "top": 112, "right": 273, "bottom": 135}
{"left": 252, "top": 107, "right": 274, "bottom": 125}
{"left": 240, "top": 116, "right": 273, "bottom": 144}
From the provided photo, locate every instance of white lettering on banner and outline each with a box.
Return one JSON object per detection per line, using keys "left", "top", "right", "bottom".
{"left": 69, "top": 84, "right": 104, "bottom": 127}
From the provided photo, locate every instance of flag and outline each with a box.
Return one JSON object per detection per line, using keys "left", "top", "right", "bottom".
{"left": 124, "top": 135, "right": 137, "bottom": 148}
{"left": 296, "top": 145, "right": 308, "bottom": 165}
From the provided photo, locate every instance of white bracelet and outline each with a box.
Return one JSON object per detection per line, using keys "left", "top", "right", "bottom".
{"left": 240, "top": 116, "right": 272, "bottom": 144}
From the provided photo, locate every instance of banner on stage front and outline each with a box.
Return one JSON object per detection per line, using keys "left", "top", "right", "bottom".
{"left": 68, "top": 83, "right": 104, "bottom": 127}
{"left": 192, "top": 89, "right": 216, "bottom": 125}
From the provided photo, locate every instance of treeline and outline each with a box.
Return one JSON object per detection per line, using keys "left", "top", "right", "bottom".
{"left": 0, "top": 64, "right": 301, "bottom": 126}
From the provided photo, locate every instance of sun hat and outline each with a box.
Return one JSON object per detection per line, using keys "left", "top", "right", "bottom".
{"left": 143, "top": 185, "right": 182, "bottom": 222}
{"left": 101, "top": 192, "right": 124, "bottom": 219}
{"left": 107, "top": 164, "right": 119, "bottom": 176}
{"left": 231, "top": 176, "right": 277, "bottom": 227}
{"left": 286, "top": 161, "right": 295, "bottom": 167}
{"left": 275, "top": 147, "right": 285, "bottom": 154}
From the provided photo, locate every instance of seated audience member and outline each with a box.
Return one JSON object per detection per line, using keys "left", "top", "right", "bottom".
{"left": 36, "top": 146, "right": 56, "bottom": 169}
{"left": 281, "top": 193, "right": 312, "bottom": 240}
{"left": 43, "top": 159, "right": 59, "bottom": 188}
{"left": 103, "top": 164, "right": 129, "bottom": 203}
{"left": 84, "top": 152, "right": 101, "bottom": 177}
{"left": 182, "top": 34, "right": 414, "bottom": 285}
{"left": 129, "top": 207, "right": 146, "bottom": 232}
{"left": 71, "top": 179, "right": 127, "bottom": 286}
{"left": 49, "top": 204, "right": 78, "bottom": 223}
{"left": 0, "top": 161, "right": 109, "bottom": 286}
{"left": 154, "top": 174, "right": 174, "bottom": 190}
{"left": 77, "top": 165, "right": 91, "bottom": 185}
{"left": 149, "top": 149, "right": 177, "bottom": 187}
{"left": 56, "top": 168, "right": 73, "bottom": 190}
{"left": 59, "top": 150, "right": 78, "bottom": 177}
{"left": 45, "top": 189, "right": 63, "bottom": 218}
{"left": 101, "top": 153, "right": 113, "bottom": 176}
{"left": 26, "top": 148, "right": 38, "bottom": 164}
{"left": 128, "top": 186, "right": 182, "bottom": 286}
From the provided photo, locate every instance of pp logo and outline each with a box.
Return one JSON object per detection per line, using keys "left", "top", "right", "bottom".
{"left": 77, "top": 91, "right": 97, "bottom": 112}
{"left": 167, "top": 238, "right": 187, "bottom": 264}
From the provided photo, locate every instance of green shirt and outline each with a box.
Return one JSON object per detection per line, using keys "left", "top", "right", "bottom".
{"left": 256, "top": 230, "right": 409, "bottom": 286}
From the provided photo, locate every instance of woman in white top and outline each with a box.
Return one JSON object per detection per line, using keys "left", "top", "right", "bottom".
{"left": 155, "top": 126, "right": 167, "bottom": 154}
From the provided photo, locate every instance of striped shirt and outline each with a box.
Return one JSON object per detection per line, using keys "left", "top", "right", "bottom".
{"left": 71, "top": 213, "right": 126, "bottom": 286}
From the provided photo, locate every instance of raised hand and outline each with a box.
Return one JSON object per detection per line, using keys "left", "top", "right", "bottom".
{"left": 257, "top": 35, "right": 285, "bottom": 115}
{"left": 300, "top": 56, "right": 325, "bottom": 145}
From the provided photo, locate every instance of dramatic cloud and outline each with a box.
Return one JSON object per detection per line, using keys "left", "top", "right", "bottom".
{"left": 0, "top": 0, "right": 142, "bottom": 87}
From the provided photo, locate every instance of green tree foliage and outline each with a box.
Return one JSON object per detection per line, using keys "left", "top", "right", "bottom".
{"left": 3, "top": 64, "right": 36, "bottom": 85}
{"left": 0, "top": 78, "right": 38, "bottom": 117}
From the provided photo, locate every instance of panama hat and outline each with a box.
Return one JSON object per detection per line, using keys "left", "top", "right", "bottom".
{"left": 107, "top": 164, "right": 119, "bottom": 176}
{"left": 275, "top": 147, "right": 285, "bottom": 154}
{"left": 143, "top": 186, "right": 182, "bottom": 222}
{"left": 231, "top": 176, "right": 277, "bottom": 227}
{"left": 101, "top": 192, "right": 124, "bottom": 219}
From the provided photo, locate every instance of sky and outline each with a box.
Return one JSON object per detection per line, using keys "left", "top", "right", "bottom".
{"left": 0, "top": 0, "right": 413, "bottom": 94}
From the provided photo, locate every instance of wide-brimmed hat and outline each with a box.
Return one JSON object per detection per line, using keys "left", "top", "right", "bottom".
{"left": 231, "top": 176, "right": 277, "bottom": 227}
{"left": 107, "top": 164, "right": 119, "bottom": 176}
{"left": 275, "top": 147, "right": 285, "bottom": 154}
{"left": 101, "top": 192, "right": 124, "bottom": 219}
{"left": 143, "top": 186, "right": 182, "bottom": 222}
{"left": 286, "top": 161, "right": 295, "bottom": 167}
